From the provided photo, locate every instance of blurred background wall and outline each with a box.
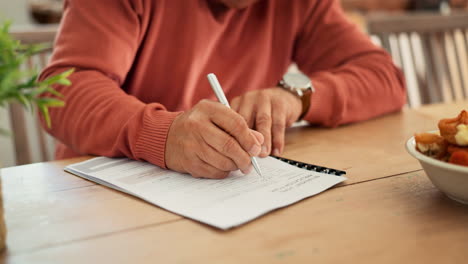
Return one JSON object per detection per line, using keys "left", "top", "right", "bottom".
{"left": 0, "top": 0, "right": 32, "bottom": 25}
{"left": 1, "top": 0, "right": 467, "bottom": 27}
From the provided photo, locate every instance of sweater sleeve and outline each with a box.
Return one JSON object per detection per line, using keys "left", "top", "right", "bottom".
{"left": 293, "top": 0, "right": 407, "bottom": 127}
{"left": 39, "top": 0, "right": 180, "bottom": 168}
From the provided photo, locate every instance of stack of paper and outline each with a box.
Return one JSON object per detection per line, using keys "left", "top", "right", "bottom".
{"left": 65, "top": 157, "right": 346, "bottom": 230}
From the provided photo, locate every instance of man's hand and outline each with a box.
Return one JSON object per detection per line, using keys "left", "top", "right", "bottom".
{"left": 165, "top": 99, "right": 264, "bottom": 179}
{"left": 231, "top": 87, "right": 302, "bottom": 157}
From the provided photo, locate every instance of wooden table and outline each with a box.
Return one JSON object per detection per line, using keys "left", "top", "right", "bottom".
{"left": 1, "top": 101, "right": 468, "bottom": 263}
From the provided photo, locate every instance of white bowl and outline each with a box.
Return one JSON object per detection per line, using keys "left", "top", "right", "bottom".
{"left": 406, "top": 135, "right": 468, "bottom": 204}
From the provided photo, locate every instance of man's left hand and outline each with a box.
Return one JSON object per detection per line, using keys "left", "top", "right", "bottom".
{"left": 231, "top": 87, "right": 303, "bottom": 158}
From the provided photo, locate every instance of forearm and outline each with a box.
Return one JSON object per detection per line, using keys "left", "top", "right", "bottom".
{"left": 40, "top": 67, "right": 180, "bottom": 168}
{"left": 37, "top": 0, "right": 183, "bottom": 167}
{"left": 294, "top": 0, "right": 406, "bottom": 127}
{"left": 304, "top": 51, "right": 406, "bottom": 127}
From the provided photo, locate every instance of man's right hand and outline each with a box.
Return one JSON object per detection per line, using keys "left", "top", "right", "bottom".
{"left": 165, "top": 99, "right": 264, "bottom": 179}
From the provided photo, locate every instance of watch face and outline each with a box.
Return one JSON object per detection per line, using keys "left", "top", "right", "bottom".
{"left": 283, "top": 73, "right": 311, "bottom": 89}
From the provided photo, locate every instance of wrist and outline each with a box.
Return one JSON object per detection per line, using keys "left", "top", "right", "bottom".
{"left": 277, "top": 72, "right": 314, "bottom": 121}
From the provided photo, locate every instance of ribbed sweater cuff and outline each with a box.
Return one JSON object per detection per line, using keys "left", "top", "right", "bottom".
{"left": 135, "top": 110, "right": 182, "bottom": 169}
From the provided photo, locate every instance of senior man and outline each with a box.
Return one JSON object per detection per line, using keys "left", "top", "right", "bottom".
{"left": 40, "top": 0, "right": 406, "bottom": 178}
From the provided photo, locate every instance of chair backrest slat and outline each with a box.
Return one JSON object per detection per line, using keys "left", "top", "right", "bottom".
{"left": 9, "top": 103, "right": 32, "bottom": 165}
{"left": 367, "top": 12, "right": 468, "bottom": 107}
{"left": 399, "top": 32, "right": 422, "bottom": 107}
{"left": 420, "top": 33, "right": 441, "bottom": 104}
{"left": 409, "top": 33, "right": 428, "bottom": 104}
{"left": 453, "top": 29, "right": 468, "bottom": 97}
{"left": 446, "top": 30, "right": 464, "bottom": 101}
{"left": 432, "top": 32, "right": 453, "bottom": 103}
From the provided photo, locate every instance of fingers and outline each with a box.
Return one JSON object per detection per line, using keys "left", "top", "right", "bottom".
{"left": 231, "top": 96, "right": 256, "bottom": 128}
{"left": 200, "top": 123, "right": 254, "bottom": 173}
{"left": 197, "top": 140, "right": 237, "bottom": 172}
{"left": 237, "top": 96, "right": 256, "bottom": 128}
{"left": 271, "top": 104, "right": 287, "bottom": 156}
{"left": 207, "top": 103, "right": 262, "bottom": 158}
{"left": 190, "top": 156, "right": 230, "bottom": 179}
{"left": 167, "top": 99, "right": 265, "bottom": 180}
{"left": 251, "top": 129, "right": 264, "bottom": 146}
{"left": 255, "top": 97, "right": 272, "bottom": 158}
{"left": 231, "top": 97, "right": 240, "bottom": 112}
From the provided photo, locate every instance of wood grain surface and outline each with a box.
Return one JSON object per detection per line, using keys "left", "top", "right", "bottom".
{"left": 5, "top": 171, "right": 468, "bottom": 264}
{"left": 1, "top": 157, "right": 181, "bottom": 255}
{"left": 1, "top": 102, "right": 467, "bottom": 263}
{"left": 414, "top": 100, "right": 468, "bottom": 120}
{"left": 281, "top": 108, "right": 436, "bottom": 184}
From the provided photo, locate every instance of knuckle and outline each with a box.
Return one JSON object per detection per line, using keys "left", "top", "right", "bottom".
{"left": 231, "top": 115, "right": 247, "bottom": 132}
{"left": 199, "top": 99, "right": 211, "bottom": 106}
{"left": 272, "top": 122, "right": 286, "bottom": 131}
{"left": 194, "top": 101, "right": 203, "bottom": 110}
{"left": 185, "top": 115, "right": 198, "bottom": 128}
{"left": 273, "top": 99, "right": 286, "bottom": 109}
{"left": 222, "top": 137, "right": 238, "bottom": 154}
{"left": 256, "top": 90, "right": 268, "bottom": 98}
{"left": 184, "top": 121, "right": 195, "bottom": 131}
{"left": 197, "top": 99, "right": 214, "bottom": 112}
{"left": 256, "top": 113, "right": 271, "bottom": 126}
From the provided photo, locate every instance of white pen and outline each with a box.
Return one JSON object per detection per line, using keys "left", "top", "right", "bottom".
{"left": 207, "top": 73, "right": 263, "bottom": 177}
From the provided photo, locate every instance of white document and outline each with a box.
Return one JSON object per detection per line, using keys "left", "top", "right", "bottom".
{"left": 65, "top": 157, "right": 346, "bottom": 230}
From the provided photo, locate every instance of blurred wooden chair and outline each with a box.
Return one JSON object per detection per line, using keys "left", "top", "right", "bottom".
{"left": 6, "top": 25, "right": 58, "bottom": 166}
{"left": 367, "top": 12, "right": 468, "bottom": 108}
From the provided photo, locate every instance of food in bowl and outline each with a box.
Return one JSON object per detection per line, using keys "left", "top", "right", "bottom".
{"left": 407, "top": 110, "right": 468, "bottom": 204}
{"left": 415, "top": 110, "right": 468, "bottom": 167}
{"left": 439, "top": 109, "right": 468, "bottom": 145}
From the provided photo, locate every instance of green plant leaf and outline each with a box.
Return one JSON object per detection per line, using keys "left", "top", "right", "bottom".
{"left": 38, "top": 103, "right": 51, "bottom": 128}
{"left": 37, "top": 97, "right": 65, "bottom": 107}
{"left": 55, "top": 78, "right": 71, "bottom": 86}
{"left": 42, "top": 73, "right": 65, "bottom": 85}
{"left": 0, "top": 20, "right": 73, "bottom": 131}
{"left": 59, "top": 68, "right": 75, "bottom": 78}
{"left": 16, "top": 74, "right": 38, "bottom": 90}
{"left": 16, "top": 93, "right": 29, "bottom": 109}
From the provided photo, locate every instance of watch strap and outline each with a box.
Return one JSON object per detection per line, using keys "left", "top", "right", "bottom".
{"left": 277, "top": 73, "right": 314, "bottom": 121}
{"left": 299, "top": 89, "right": 312, "bottom": 120}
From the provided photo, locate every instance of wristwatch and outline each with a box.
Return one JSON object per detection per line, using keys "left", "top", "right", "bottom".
{"left": 278, "top": 72, "right": 315, "bottom": 120}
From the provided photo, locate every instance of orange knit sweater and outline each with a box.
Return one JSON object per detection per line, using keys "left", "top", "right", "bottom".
{"left": 40, "top": 0, "right": 406, "bottom": 168}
